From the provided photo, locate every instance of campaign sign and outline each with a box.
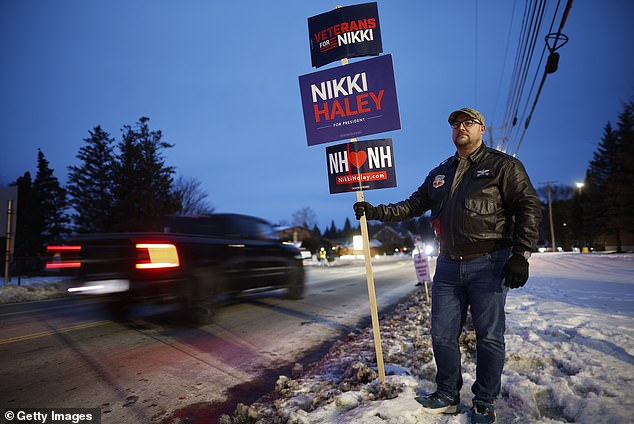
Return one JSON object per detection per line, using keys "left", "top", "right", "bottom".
{"left": 308, "top": 2, "right": 383, "bottom": 68}
{"left": 326, "top": 138, "right": 396, "bottom": 194}
{"left": 299, "top": 54, "right": 401, "bottom": 147}
{"left": 414, "top": 252, "right": 431, "bottom": 282}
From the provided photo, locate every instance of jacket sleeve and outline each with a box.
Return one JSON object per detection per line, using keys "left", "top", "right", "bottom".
{"left": 375, "top": 175, "right": 432, "bottom": 222}
{"left": 502, "top": 159, "right": 542, "bottom": 253}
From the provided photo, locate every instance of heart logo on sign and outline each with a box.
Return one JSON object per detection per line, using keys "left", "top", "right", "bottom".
{"left": 349, "top": 151, "right": 367, "bottom": 169}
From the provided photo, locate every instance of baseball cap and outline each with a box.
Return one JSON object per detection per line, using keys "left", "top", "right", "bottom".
{"left": 448, "top": 107, "right": 485, "bottom": 126}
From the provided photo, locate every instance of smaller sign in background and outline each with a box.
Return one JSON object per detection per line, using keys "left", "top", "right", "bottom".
{"left": 325, "top": 138, "right": 396, "bottom": 194}
{"left": 414, "top": 252, "right": 431, "bottom": 283}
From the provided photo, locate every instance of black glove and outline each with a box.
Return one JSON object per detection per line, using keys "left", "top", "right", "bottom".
{"left": 502, "top": 254, "right": 529, "bottom": 288}
{"left": 353, "top": 201, "right": 380, "bottom": 221}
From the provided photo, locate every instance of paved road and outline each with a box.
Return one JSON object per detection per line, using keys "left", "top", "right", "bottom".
{"left": 0, "top": 256, "right": 424, "bottom": 423}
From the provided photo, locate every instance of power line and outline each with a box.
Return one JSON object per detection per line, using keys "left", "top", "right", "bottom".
{"left": 477, "top": 0, "right": 573, "bottom": 154}
{"left": 492, "top": 0, "right": 573, "bottom": 157}
{"left": 503, "top": 0, "right": 548, "bottom": 154}
{"left": 492, "top": 0, "right": 518, "bottom": 120}
{"left": 500, "top": 0, "right": 543, "bottom": 152}
{"left": 512, "top": 0, "right": 573, "bottom": 156}
{"left": 475, "top": 0, "right": 479, "bottom": 106}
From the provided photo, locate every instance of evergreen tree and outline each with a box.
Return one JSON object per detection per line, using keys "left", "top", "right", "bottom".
{"left": 33, "top": 149, "right": 70, "bottom": 246}
{"left": 607, "top": 101, "right": 634, "bottom": 248}
{"left": 112, "top": 117, "right": 179, "bottom": 231}
{"left": 416, "top": 216, "right": 435, "bottom": 241}
{"left": 67, "top": 125, "right": 116, "bottom": 233}
{"left": 323, "top": 219, "right": 337, "bottom": 239}
{"left": 342, "top": 217, "right": 354, "bottom": 240}
{"left": 582, "top": 100, "right": 634, "bottom": 251}
{"left": 581, "top": 123, "right": 615, "bottom": 243}
{"left": 310, "top": 224, "right": 322, "bottom": 239}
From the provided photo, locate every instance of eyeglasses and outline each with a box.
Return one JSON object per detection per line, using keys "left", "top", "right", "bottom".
{"left": 450, "top": 119, "right": 482, "bottom": 129}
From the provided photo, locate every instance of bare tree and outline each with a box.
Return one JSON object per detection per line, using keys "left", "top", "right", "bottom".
{"left": 292, "top": 206, "right": 317, "bottom": 229}
{"left": 172, "top": 175, "right": 215, "bottom": 215}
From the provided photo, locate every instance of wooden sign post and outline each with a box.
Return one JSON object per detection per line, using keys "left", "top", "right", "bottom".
{"left": 355, "top": 187, "right": 386, "bottom": 383}
{"left": 302, "top": 4, "right": 397, "bottom": 385}
{"left": 344, "top": 52, "right": 385, "bottom": 382}
{"left": 414, "top": 251, "right": 431, "bottom": 304}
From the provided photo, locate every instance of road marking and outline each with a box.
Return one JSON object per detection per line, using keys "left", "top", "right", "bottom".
{"left": 0, "top": 298, "right": 102, "bottom": 317}
{"left": 0, "top": 320, "right": 110, "bottom": 345}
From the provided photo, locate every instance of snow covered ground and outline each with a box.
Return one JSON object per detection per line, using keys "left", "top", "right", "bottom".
{"left": 0, "top": 275, "right": 70, "bottom": 303}
{"left": 2, "top": 253, "right": 632, "bottom": 423}
{"left": 217, "top": 253, "right": 634, "bottom": 424}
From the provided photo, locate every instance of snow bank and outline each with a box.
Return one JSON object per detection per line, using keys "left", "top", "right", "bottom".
{"left": 0, "top": 276, "right": 70, "bottom": 304}
{"left": 3, "top": 254, "right": 632, "bottom": 423}
{"left": 218, "top": 253, "right": 634, "bottom": 424}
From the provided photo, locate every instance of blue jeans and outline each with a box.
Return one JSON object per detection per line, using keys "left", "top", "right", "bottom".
{"left": 431, "top": 248, "right": 510, "bottom": 404}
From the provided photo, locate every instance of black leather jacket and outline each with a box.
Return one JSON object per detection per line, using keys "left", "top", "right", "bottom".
{"left": 375, "top": 143, "right": 542, "bottom": 257}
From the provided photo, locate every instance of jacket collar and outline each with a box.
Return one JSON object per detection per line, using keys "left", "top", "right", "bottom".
{"left": 449, "top": 142, "right": 487, "bottom": 166}
{"left": 468, "top": 142, "right": 487, "bottom": 163}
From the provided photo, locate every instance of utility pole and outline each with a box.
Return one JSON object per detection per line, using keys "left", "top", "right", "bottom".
{"left": 487, "top": 123, "right": 509, "bottom": 152}
{"left": 4, "top": 199, "right": 14, "bottom": 286}
{"left": 488, "top": 122, "right": 494, "bottom": 148}
{"left": 540, "top": 181, "right": 558, "bottom": 252}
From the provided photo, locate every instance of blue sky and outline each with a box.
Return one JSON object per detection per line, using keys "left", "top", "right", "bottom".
{"left": 1, "top": 1, "right": 633, "bottom": 231}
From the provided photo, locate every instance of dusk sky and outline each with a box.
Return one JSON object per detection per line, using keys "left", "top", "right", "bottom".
{"left": 1, "top": 1, "right": 633, "bottom": 231}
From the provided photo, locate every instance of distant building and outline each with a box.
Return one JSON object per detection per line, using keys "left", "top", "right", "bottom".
{"left": 276, "top": 226, "right": 311, "bottom": 243}
{"left": 373, "top": 226, "right": 417, "bottom": 254}
{"left": 337, "top": 239, "right": 382, "bottom": 257}
{"left": 373, "top": 226, "right": 404, "bottom": 246}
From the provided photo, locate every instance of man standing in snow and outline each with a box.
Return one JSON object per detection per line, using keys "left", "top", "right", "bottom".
{"left": 353, "top": 107, "right": 542, "bottom": 423}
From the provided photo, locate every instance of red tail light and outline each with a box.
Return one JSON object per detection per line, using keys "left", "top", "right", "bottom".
{"left": 47, "top": 245, "right": 82, "bottom": 252}
{"left": 46, "top": 245, "right": 82, "bottom": 270}
{"left": 135, "top": 243, "right": 180, "bottom": 269}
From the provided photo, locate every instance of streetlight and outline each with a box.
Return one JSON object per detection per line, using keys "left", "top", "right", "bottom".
{"left": 573, "top": 181, "right": 585, "bottom": 252}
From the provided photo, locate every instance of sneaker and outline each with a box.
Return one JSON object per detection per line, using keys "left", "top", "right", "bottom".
{"left": 471, "top": 401, "right": 496, "bottom": 423}
{"left": 414, "top": 392, "right": 459, "bottom": 414}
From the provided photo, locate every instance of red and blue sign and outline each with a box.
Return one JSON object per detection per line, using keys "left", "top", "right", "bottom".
{"left": 308, "top": 2, "right": 382, "bottom": 68}
{"left": 299, "top": 54, "right": 401, "bottom": 147}
{"left": 325, "top": 138, "right": 396, "bottom": 194}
